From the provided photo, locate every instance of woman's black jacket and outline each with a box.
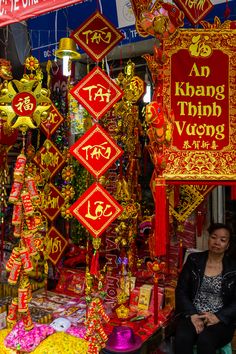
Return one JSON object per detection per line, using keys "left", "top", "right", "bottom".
{"left": 175, "top": 250, "right": 236, "bottom": 326}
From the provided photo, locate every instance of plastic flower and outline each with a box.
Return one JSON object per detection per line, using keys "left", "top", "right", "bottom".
{"left": 62, "top": 147, "right": 72, "bottom": 163}
{"left": 61, "top": 185, "right": 75, "bottom": 201}
{"left": 61, "top": 166, "right": 75, "bottom": 181}
{"left": 61, "top": 204, "right": 72, "bottom": 220}
{"left": 25, "top": 56, "right": 39, "bottom": 71}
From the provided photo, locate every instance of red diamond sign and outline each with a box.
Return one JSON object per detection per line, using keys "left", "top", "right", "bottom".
{"left": 47, "top": 226, "right": 68, "bottom": 265}
{"left": 71, "top": 11, "right": 124, "bottom": 62}
{"left": 39, "top": 183, "right": 65, "bottom": 221}
{"left": 70, "top": 66, "right": 123, "bottom": 120}
{"left": 33, "top": 139, "right": 65, "bottom": 178}
{"left": 40, "top": 104, "right": 64, "bottom": 137}
{"left": 69, "top": 182, "right": 123, "bottom": 238}
{"left": 70, "top": 123, "right": 123, "bottom": 178}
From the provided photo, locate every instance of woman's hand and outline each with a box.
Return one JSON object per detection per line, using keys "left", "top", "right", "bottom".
{"left": 199, "top": 312, "right": 220, "bottom": 326}
{"left": 190, "top": 314, "right": 205, "bottom": 334}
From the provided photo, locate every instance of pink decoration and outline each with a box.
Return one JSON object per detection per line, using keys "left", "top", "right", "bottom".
{"left": 4, "top": 320, "right": 55, "bottom": 352}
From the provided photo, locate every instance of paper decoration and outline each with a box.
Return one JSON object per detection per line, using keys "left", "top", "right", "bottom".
{"left": 69, "top": 123, "right": 123, "bottom": 178}
{"left": 163, "top": 29, "right": 236, "bottom": 181}
{"left": 40, "top": 104, "right": 64, "bottom": 137}
{"left": 71, "top": 11, "right": 124, "bottom": 62}
{"left": 39, "top": 183, "right": 65, "bottom": 221}
{"left": 69, "top": 182, "right": 123, "bottom": 238}
{"left": 47, "top": 226, "right": 68, "bottom": 265}
{"left": 174, "top": 0, "right": 213, "bottom": 25}
{"left": 169, "top": 184, "right": 214, "bottom": 223}
{"left": 33, "top": 139, "right": 65, "bottom": 178}
{"left": 70, "top": 66, "right": 123, "bottom": 120}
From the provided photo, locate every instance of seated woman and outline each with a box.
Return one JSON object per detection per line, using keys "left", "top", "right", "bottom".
{"left": 174, "top": 222, "right": 236, "bottom": 354}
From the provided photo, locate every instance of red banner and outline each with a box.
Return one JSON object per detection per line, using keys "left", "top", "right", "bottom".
{"left": 0, "top": 0, "right": 83, "bottom": 28}
{"left": 163, "top": 29, "right": 236, "bottom": 181}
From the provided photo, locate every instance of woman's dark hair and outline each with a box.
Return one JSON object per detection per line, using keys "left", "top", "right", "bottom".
{"left": 207, "top": 223, "right": 232, "bottom": 237}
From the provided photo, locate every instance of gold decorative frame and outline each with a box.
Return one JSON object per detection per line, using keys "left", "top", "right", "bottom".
{"left": 162, "top": 28, "right": 236, "bottom": 181}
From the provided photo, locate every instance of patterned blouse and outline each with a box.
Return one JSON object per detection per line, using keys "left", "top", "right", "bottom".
{"left": 193, "top": 273, "right": 224, "bottom": 313}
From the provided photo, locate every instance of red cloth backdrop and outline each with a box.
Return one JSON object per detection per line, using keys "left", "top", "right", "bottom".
{"left": 0, "top": 0, "right": 84, "bottom": 27}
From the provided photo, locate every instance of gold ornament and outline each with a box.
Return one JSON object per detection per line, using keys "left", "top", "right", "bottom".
{"left": 200, "top": 16, "right": 232, "bottom": 29}
{"left": 61, "top": 184, "right": 75, "bottom": 201}
{"left": 61, "top": 203, "right": 73, "bottom": 220}
{"left": 116, "top": 304, "right": 130, "bottom": 318}
{"left": 61, "top": 165, "right": 75, "bottom": 181}
{"left": 0, "top": 58, "right": 13, "bottom": 80}
{"left": 0, "top": 79, "right": 51, "bottom": 133}
{"left": 25, "top": 56, "right": 40, "bottom": 71}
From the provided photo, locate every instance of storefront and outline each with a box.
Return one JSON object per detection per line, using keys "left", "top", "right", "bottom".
{"left": 0, "top": 0, "right": 235, "bottom": 353}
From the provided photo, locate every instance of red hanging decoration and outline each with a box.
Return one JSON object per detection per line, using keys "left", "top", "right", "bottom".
{"left": 154, "top": 178, "right": 167, "bottom": 256}
{"left": 224, "top": 0, "right": 231, "bottom": 18}
{"left": 196, "top": 200, "right": 207, "bottom": 237}
{"left": 90, "top": 251, "right": 99, "bottom": 276}
{"left": 231, "top": 186, "right": 236, "bottom": 200}
{"left": 178, "top": 239, "right": 183, "bottom": 273}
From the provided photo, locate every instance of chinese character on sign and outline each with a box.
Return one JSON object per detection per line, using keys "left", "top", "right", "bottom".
{"left": 12, "top": 92, "right": 36, "bottom": 116}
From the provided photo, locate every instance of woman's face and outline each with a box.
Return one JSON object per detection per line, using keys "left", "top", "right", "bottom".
{"left": 208, "top": 228, "right": 230, "bottom": 255}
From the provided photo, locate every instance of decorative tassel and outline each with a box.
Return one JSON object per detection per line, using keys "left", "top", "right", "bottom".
{"left": 154, "top": 177, "right": 167, "bottom": 256}
{"left": 90, "top": 251, "right": 99, "bottom": 276}
{"left": 153, "top": 274, "right": 159, "bottom": 324}
{"left": 178, "top": 239, "right": 183, "bottom": 272}
{"left": 224, "top": 0, "right": 231, "bottom": 18}
{"left": 196, "top": 200, "right": 207, "bottom": 237}
{"left": 174, "top": 185, "right": 180, "bottom": 208}
{"left": 231, "top": 186, "right": 236, "bottom": 200}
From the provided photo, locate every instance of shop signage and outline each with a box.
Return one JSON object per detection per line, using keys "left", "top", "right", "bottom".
{"left": 163, "top": 29, "right": 236, "bottom": 181}
{"left": 69, "top": 182, "right": 123, "bottom": 238}
{"left": 70, "top": 66, "right": 123, "bottom": 120}
{"left": 71, "top": 11, "right": 124, "bottom": 62}
{"left": 47, "top": 226, "right": 68, "bottom": 265}
{"left": 0, "top": 0, "right": 83, "bottom": 28}
{"left": 69, "top": 123, "right": 123, "bottom": 178}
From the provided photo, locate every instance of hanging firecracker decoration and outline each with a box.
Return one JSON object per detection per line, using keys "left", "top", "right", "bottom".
{"left": 84, "top": 297, "right": 110, "bottom": 354}
{"left": 6, "top": 146, "right": 50, "bottom": 331}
